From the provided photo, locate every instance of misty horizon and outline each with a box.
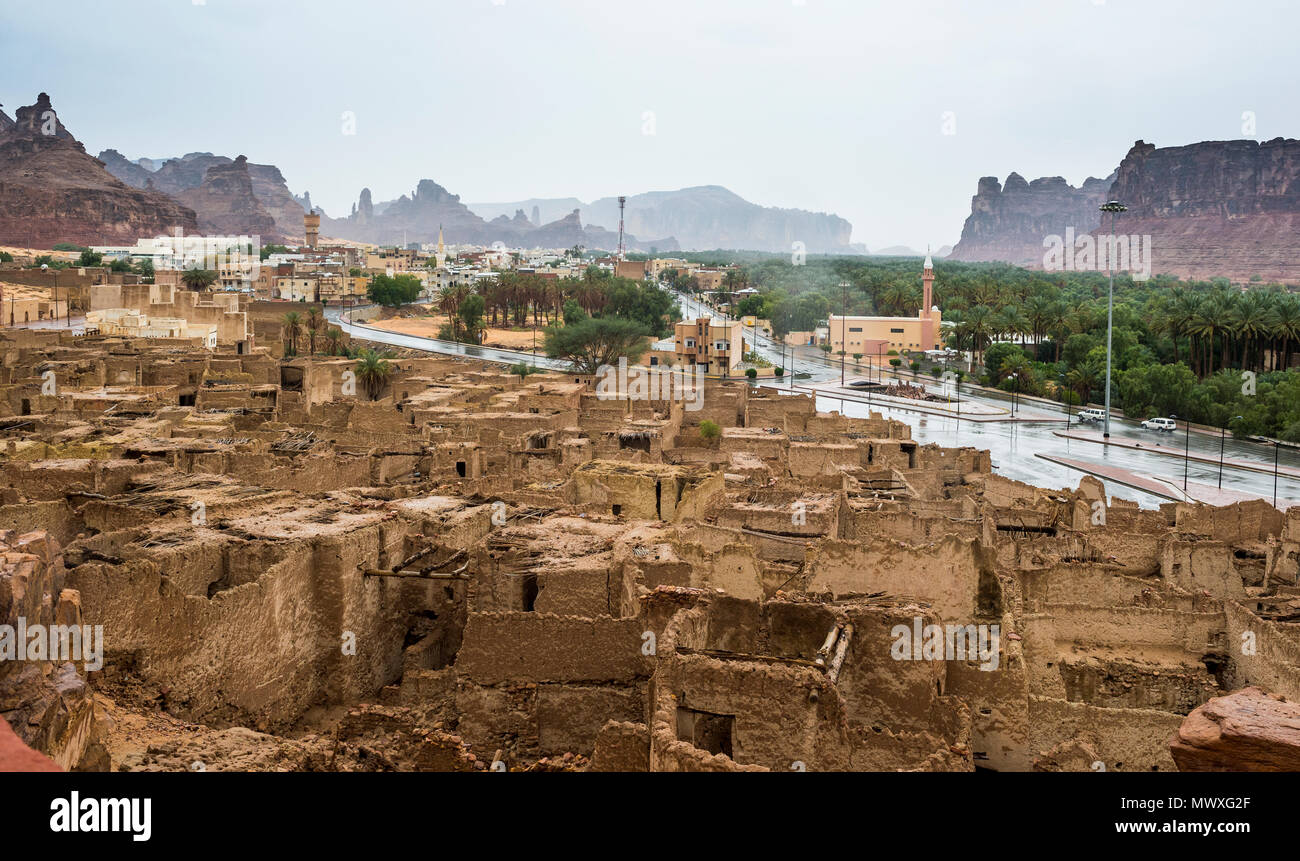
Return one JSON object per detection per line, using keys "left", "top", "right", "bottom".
{"left": 4, "top": 0, "right": 1297, "bottom": 250}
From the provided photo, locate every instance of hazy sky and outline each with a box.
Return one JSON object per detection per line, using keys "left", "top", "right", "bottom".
{"left": 4, "top": 0, "right": 1296, "bottom": 250}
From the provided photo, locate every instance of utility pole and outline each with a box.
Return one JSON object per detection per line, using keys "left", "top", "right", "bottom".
{"left": 839, "top": 281, "right": 848, "bottom": 388}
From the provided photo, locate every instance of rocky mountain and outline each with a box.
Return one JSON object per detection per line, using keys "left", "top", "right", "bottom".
{"left": 948, "top": 172, "right": 1114, "bottom": 267}
{"left": 100, "top": 150, "right": 307, "bottom": 240}
{"left": 1095, "top": 139, "right": 1300, "bottom": 283}
{"left": 97, "top": 147, "right": 155, "bottom": 188}
{"left": 949, "top": 138, "right": 1300, "bottom": 283}
{"left": 470, "top": 185, "right": 856, "bottom": 253}
{"left": 324, "top": 180, "right": 673, "bottom": 251}
{"left": 0, "top": 93, "right": 197, "bottom": 248}
{"left": 174, "top": 155, "right": 280, "bottom": 240}
{"left": 469, "top": 197, "right": 585, "bottom": 225}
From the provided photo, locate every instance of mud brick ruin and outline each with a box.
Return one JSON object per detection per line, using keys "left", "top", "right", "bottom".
{"left": 2, "top": 323, "right": 1299, "bottom": 772}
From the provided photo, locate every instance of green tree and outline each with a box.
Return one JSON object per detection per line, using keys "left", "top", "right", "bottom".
{"left": 354, "top": 349, "right": 393, "bottom": 400}
{"left": 543, "top": 317, "right": 649, "bottom": 374}
{"left": 458, "top": 294, "right": 486, "bottom": 343}
{"left": 367, "top": 273, "right": 423, "bottom": 308}
{"left": 181, "top": 269, "right": 218, "bottom": 291}
{"left": 281, "top": 312, "right": 302, "bottom": 356}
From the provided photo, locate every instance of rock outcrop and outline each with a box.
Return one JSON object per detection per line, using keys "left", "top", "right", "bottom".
{"left": 96, "top": 148, "right": 155, "bottom": 189}
{"left": 0, "top": 93, "right": 198, "bottom": 248}
{"left": 0, "top": 715, "right": 60, "bottom": 771}
{"left": 950, "top": 138, "right": 1300, "bottom": 283}
{"left": 0, "top": 530, "right": 100, "bottom": 771}
{"left": 1170, "top": 686, "right": 1300, "bottom": 771}
{"left": 174, "top": 155, "right": 281, "bottom": 240}
{"left": 948, "top": 172, "right": 1114, "bottom": 267}
{"left": 103, "top": 150, "right": 307, "bottom": 240}
{"left": 1096, "top": 139, "right": 1300, "bottom": 283}
{"left": 324, "top": 180, "right": 673, "bottom": 251}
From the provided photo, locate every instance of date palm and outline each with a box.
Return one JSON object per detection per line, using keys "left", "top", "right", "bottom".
{"left": 354, "top": 348, "right": 393, "bottom": 401}
{"left": 303, "top": 307, "right": 323, "bottom": 354}
{"left": 281, "top": 311, "right": 301, "bottom": 357}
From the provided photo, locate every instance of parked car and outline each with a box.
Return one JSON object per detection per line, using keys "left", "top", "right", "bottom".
{"left": 1077, "top": 408, "right": 1106, "bottom": 424}
{"left": 1142, "top": 417, "right": 1178, "bottom": 432}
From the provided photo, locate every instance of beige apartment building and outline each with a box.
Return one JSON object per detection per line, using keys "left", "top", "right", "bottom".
{"left": 673, "top": 317, "right": 745, "bottom": 375}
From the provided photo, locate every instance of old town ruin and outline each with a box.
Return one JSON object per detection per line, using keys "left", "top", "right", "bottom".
{"left": 2, "top": 289, "right": 1299, "bottom": 772}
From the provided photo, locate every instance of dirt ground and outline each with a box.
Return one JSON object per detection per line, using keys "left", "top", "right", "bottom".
{"left": 366, "top": 316, "right": 546, "bottom": 350}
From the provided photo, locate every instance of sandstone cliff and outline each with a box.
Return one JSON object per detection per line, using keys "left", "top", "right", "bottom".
{"left": 1096, "top": 138, "right": 1300, "bottom": 283}
{"left": 948, "top": 172, "right": 1114, "bottom": 267}
{"left": 174, "top": 155, "right": 281, "bottom": 240}
{"left": 950, "top": 138, "right": 1300, "bottom": 283}
{"left": 0, "top": 93, "right": 198, "bottom": 248}
{"left": 102, "top": 150, "right": 307, "bottom": 240}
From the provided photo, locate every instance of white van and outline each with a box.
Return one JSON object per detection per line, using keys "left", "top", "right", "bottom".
{"left": 1142, "top": 417, "right": 1178, "bottom": 432}
{"left": 1077, "top": 408, "right": 1106, "bottom": 424}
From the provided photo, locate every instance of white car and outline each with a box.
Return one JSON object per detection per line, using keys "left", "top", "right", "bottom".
{"left": 1077, "top": 408, "right": 1106, "bottom": 424}
{"left": 1142, "top": 417, "right": 1178, "bottom": 432}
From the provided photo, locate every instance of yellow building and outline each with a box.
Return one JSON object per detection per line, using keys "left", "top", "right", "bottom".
{"left": 674, "top": 317, "right": 745, "bottom": 375}
{"left": 828, "top": 256, "right": 943, "bottom": 354}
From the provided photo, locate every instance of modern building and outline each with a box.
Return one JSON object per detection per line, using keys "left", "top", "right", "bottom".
{"left": 673, "top": 316, "right": 745, "bottom": 375}
{"left": 828, "top": 255, "right": 943, "bottom": 355}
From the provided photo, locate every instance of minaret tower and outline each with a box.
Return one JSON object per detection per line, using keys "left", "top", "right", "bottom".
{"left": 922, "top": 247, "right": 934, "bottom": 317}
{"left": 436, "top": 225, "right": 446, "bottom": 268}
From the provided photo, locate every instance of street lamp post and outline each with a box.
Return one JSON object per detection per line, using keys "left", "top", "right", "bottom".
{"left": 1218, "top": 416, "right": 1244, "bottom": 489}
{"left": 1274, "top": 440, "right": 1281, "bottom": 509}
{"left": 1173, "top": 414, "right": 1189, "bottom": 492}
{"left": 839, "top": 281, "right": 849, "bottom": 388}
{"left": 1100, "top": 200, "right": 1127, "bottom": 440}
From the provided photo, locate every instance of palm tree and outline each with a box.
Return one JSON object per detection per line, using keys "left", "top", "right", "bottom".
{"left": 1065, "top": 360, "right": 1102, "bottom": 407}
{"left": 281, "top": 312, "right": 302, "bottom": 357}
{"left": 1270, "top": 295, "right": 1300, "bottom": 371}
{"left": 354, "top": 349, "right": 393, "bottom": 401}
{"left": 181, "top": 269, "right": 218, "bottom": 291}
{"left": 303, "top": 307, "right": 323, "bottom": 355}
{"left": 962, "top": 305, "right": 993, "bottom": 367}
{"left": 323, "top": 326, "right": 344, "bottom": 356}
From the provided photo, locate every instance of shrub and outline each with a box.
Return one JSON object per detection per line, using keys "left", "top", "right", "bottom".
{"left": 745, "top": 368, "right": 758, "bottom": 380}
{"left": 699, "top": 420, "right": 721, "bottom": 440}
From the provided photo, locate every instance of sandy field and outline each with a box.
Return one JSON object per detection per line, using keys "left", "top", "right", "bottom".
{"left": 366, "top": 316, "right": 545, "bottom": 350}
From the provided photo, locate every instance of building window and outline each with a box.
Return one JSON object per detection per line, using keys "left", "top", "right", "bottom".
{"left": 891, "top": 327, "right": 904, "bottom": 334}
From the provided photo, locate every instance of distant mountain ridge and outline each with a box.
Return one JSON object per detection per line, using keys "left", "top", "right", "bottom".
{"left": 320, "top": 180, "right": 672, "bottom": 251}
{"left": 469, "top": 185, "right": 859, "bottom": 253}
